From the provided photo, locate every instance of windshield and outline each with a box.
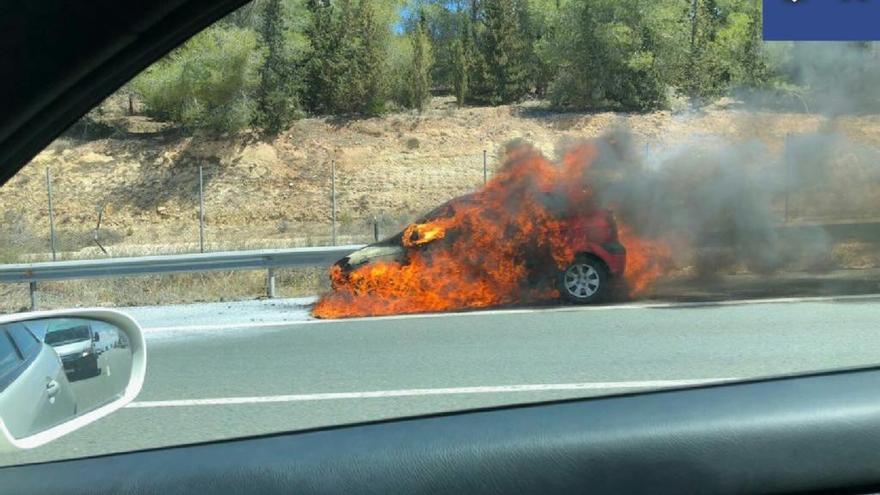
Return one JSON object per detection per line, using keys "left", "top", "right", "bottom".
{"left": 43, "top": 325, "right": 91, "bottom": 346}
{"left": 3, "top": 0, "right": 880, "bottom": 468}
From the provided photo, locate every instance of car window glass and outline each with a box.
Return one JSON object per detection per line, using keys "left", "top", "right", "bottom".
{"left": 7, "top": 324, "right": 40, "bottom": 360}
{"left": 44, "top": 325, "right": 90, "bottom": 346}
{"left": 4, "top": 0, "right": 880, "bottom": 471}
{"left": 0, "top": 328, "right": 23, "bottom": 383}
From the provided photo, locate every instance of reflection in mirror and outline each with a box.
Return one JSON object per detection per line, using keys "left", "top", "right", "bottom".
{"left": 0, "top": 318, "right": 133, "bottom": 440}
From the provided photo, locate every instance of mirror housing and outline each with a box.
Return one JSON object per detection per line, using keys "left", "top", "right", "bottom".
{"left": 0, "top": 309, "right": 146, "bottom": 451}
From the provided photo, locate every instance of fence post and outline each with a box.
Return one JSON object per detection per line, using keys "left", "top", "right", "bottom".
{"left": 483, "top": 149, "right": 488, "bottom": 185}
{"left": 331, "top": 160, "right": 337, "bottom": 246}
{"left": 198, "top": 164, "right": 206, "bottom": 253}
{"left": 29, "top": 282, "right": 37, "bottom": 310}
{"left": 46, "top": 168, "right": 57, "bottom": 261}
{"left": 266, "top": 268, "right": 276, "bottom": 299}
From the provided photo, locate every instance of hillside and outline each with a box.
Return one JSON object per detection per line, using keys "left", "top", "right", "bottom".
{"left": 2, "top": 97, "right": 880, "bottom": 262}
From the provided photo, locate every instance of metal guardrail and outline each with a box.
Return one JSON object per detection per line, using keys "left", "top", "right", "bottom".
{"left": 0, "top": 245, "right": 365, "bottom": 310}
{"left": 4, "top": 220, "right": 879, "bottom": 311}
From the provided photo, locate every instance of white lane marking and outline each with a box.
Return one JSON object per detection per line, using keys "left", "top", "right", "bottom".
{"left": 145, "top": 320, "right": 312, "bottom": 333}
{"left": 127, "top": 379, "right": 737, "bottom": 408}
{"left": 142, "top": 292, "right": 880, "bottom": 333}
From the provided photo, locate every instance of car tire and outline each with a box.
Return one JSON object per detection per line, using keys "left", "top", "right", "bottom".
{"left": 557, "top": 256, "right": 609, "bottom": 304}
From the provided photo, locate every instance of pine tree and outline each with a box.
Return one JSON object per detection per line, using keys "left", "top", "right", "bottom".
{"left": 741, "top": 0, "right": 769, "bottom": 88}
{"left": 318, "top": 0, "right": 387, "bottom": 115}
{"left": 304, "top": 0, "right": 341, "bottom": 114}
{"left": 255, "top": 0, "right": 298, "bottom": 134}
{"left": 479, "top": 0, "right": 529, "bottom": 104}
{"left": 407, "top": 13, "right": 434, "bottom": 111}
{"left": 451, "top": 15, "right": 474, "bottom": 106}
{"left": 452, "top": 37, "right": 469, "bottom": 106}
{"left": 331, "top": 0, "right": 361, "bottom": 113}
{"left": 357, "top": 0, "right": 388, "bottom": 115}
{"left": 684, "top": 0, "right": 724, "bottom": 102}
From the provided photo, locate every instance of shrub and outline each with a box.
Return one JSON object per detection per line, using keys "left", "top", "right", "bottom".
{"left": 133, "top": 25, "right": 262, "bottom": 134}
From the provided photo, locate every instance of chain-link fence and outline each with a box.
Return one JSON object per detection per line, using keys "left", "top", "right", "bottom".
{"left": 1, "top": 146, "right": 497, "bottom": 264}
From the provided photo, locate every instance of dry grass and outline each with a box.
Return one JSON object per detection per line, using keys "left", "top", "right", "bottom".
{"left": 0, "top": 267, "right": 328, "bottom": 314}
{"left": 833, "top": 241, "right": 880, "bottom": 270}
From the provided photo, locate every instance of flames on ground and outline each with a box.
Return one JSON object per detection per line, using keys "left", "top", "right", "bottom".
{"left": 312, "top": 139, "right": 672, "bottom": 319}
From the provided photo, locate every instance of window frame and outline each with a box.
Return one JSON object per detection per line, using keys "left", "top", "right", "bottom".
{"left": 7, "top": 324, "right": 41, "bottom": 362}
{"left": 0, "top": 325, "right": 41, "bottom": 393}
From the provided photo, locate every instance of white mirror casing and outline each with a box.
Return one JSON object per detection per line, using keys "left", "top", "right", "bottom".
{"left": 0, "top": 309, "right": 146, "bottom": 452}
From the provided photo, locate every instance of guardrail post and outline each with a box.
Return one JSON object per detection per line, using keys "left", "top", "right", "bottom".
{"left": 266, "top": 268, "right": 276, "bottom": 299}
{"left": 29, "top": 282, "right": 37, "bottom": 310}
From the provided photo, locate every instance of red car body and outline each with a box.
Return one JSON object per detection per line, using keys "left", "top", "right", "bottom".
{"left": 554, "top": 209, "right": 627, "bottom": 279}
{"left": 334, "top": 191, "right": 627, "bottom": 302}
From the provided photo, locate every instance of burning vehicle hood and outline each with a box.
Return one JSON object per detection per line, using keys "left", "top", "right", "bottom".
{"left": 340, "top": 195, "right": 480, "bottom": 271}
{"left": 345, "top": 242, "right": 406, "bottom": 268}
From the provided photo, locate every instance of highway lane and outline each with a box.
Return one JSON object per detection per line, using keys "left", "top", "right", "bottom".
{"left": 4, "top": 295, "right": 880, "bottom": 466}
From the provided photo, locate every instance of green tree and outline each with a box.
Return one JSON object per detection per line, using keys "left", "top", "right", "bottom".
{"left": 478, "top": 0, "right": 529, "bottom": 104}
{"left": 355, "top": 0, "right": 389, "bottom": 115}
{"left": 304, "top": 0, "right": 389, "bottom": 116}
{"left": 133, "top": 25, "right": 261, "bottom": 133}
{"left": 331, "top": 0, "right": 366, "bottom": 113}
{"left": 546, "top": 0, "right": 666, "bottom": 111}
{"left": 255, "top": 0, "right": 300, "bottom": 134}
{"left": 388, "top": 35, "right": 414, "bottom": 108}
{"left": 527, "top": 0, "right": 566, "bottom": 96}
{"left": 739, "top": 0, "right": 768, "bottom": 88}
{"left": 683, "top": 0, "right": 725, "bottom": 101}
{"left": 405, "top": 14, "right": 434, "bottom": 110}
{"left": 451, "top": 37, "right": 470, "bottom": 106}
{"left": 303, "top": 0, "right": 341, "bottom": 114}
{"left": 671, "top": 0, "right": 773, "bottom": 103}
{"left": 398, "top": 1, "right": 458, "bottom": 90}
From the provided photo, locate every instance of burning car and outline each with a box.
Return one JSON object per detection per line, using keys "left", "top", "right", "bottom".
{"left": 314, "top": 142, "right": 652, "bottom": 319}
{"left": 332, "top": 193, "right": 626, "bottom": 305}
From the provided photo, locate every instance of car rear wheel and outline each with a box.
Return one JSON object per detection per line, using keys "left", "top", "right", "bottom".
{"left": 558, "top": 256, "right": 608, "bottom": 304}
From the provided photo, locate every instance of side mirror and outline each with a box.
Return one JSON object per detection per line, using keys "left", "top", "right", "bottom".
{"left": 0, "top": 309, "right": 146, "bottom": 451}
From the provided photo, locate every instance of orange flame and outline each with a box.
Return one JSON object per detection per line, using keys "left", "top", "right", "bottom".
{"left": 313, "top": 141, "right": 671, "bottom": 319}
{"left": 618, "top": 225, "right": 672, "bottom": 296}
{"left": 402, "top": 223, "right": 446, "bottom": 248}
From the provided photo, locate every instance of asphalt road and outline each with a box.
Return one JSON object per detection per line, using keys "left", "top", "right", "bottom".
{"left": 60, "top": 348, "right": 131, "bottom": 418}
{"left": 4, "top": 294, "right": 880, "bottom": 467}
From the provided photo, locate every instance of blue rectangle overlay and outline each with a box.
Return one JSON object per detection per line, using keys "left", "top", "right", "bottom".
{"left": 764, "top": 0, "right": 880, "bottom": 41}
